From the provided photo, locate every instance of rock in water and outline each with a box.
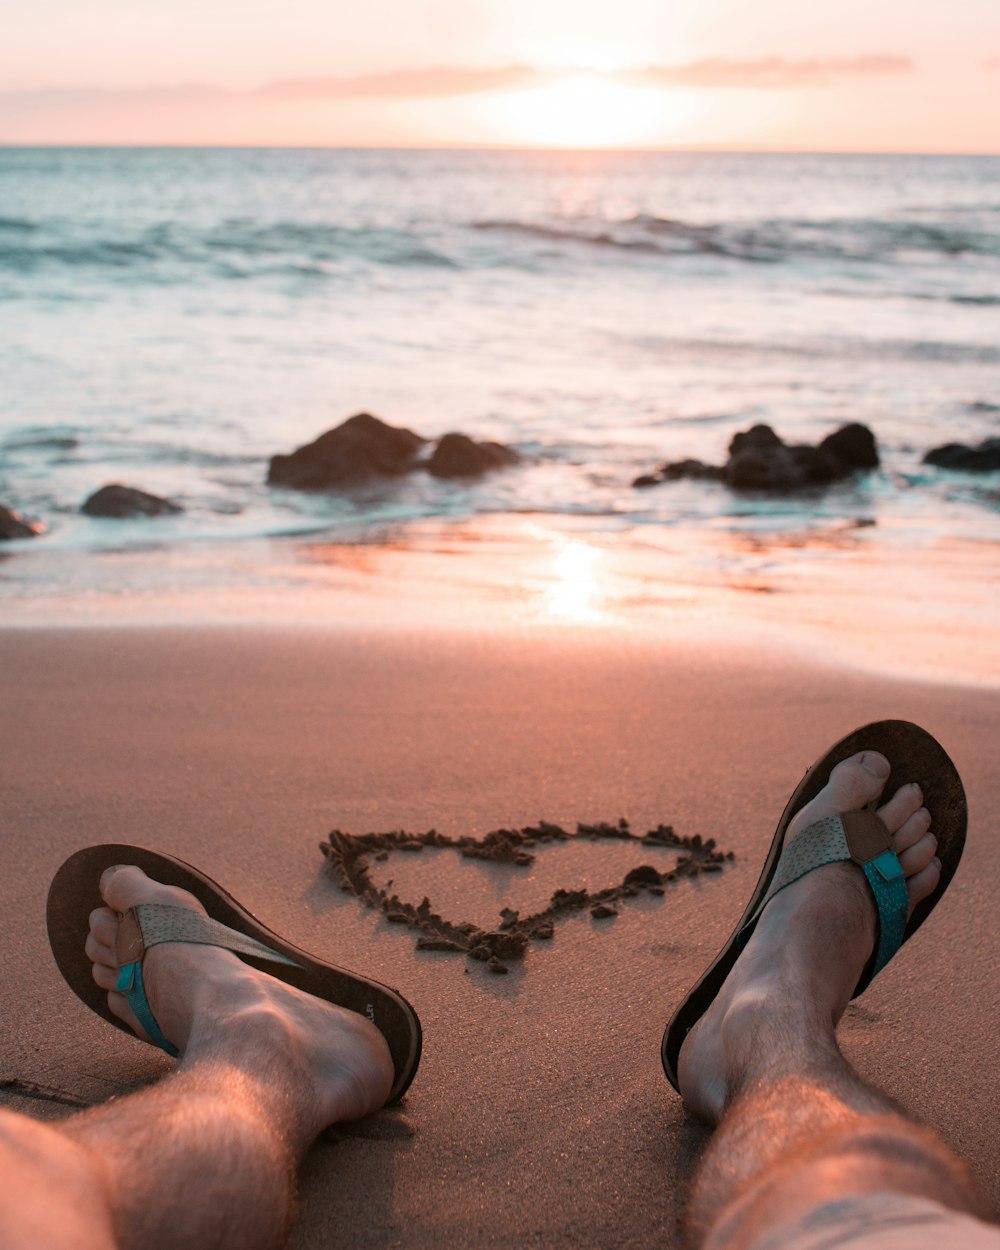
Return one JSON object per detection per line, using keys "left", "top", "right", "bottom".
{"left": 427, "top": 432, "right": 520, "bottom": 479}
{"left": 82, "top": 485, "right": 183, "bottom": 518}
{"left": 634, "top": 421, "right": 880, "bottom": 493}
{"left": 819, "top": 422, "right": 880, "bottom": 470}
{"left": 267, "top": 412, "right": 426, "bottom": 489}
{"left": 923, "top": 438, "right": 1000, "bottom": 472}
{"left": 0, "top": 503, "right": 46, "bottom": 539}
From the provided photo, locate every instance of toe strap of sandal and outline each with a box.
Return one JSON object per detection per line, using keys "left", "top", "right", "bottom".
{"left": 744, "top": 811, "right": 909, "bottom": 991}
{"left": 113, "top": 904, "right": 304, "bottom": 1059}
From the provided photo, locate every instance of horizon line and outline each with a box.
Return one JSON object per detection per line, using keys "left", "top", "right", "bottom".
{"left": 2, "top": 141, "right": 999, "bottom": 157}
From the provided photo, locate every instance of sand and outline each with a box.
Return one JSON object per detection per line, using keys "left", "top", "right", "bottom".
{"left": 2, "top": 624, "right": 999, "bottom": 1247}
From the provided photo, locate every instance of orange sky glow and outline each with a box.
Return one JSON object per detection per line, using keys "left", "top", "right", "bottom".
{"left": 1, "top": 0, "right": 998, "bottom": 151}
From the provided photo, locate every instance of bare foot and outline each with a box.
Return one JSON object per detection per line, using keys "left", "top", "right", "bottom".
{"left": 678, "top": 751, "right": 941, "bottom": 1123}
{"left": 85, "top": 866, "right": 394, "bottom": 1139}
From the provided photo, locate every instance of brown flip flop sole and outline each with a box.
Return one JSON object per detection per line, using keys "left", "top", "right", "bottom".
{"left": 661, "top": 720, "right": 967, "bottom": 1092}
{"left": 47, "top": 844, "right": 422, "bottom": 1105}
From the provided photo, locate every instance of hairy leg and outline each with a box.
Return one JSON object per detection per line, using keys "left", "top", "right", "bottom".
{"left": 679, "top": 752, "right": 993, "bottom": 1250}
{"left": 0, "top": 865, "right": 393, "bottom": 1250}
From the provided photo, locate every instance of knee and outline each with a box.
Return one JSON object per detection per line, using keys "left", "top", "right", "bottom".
{"left": 788, "top": 1118, "right": 989, "bottom": 1214}
{"left": 0, "top": 1110, "right": 118, "bottom": 1250}
{"left": 700, "top": 1115, "right": 991, "bottom": 1250}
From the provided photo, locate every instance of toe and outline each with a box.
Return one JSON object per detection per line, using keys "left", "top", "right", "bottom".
{"left": 99, "top": 864, "right": 208, "bottom": 918}
{"left": 892, "top": 806, "right": 932, "bottom": 853}
{"left": 825, "top": 751, "right": 891, "bottom": 808}
{"left": 877, "top": 782, "right": 924, "bottom": 833}
{"left": 906, "top": 857, "right": 941, "bottom": 908}
{"left": 91, "top": 961, "right": 119, "bottom": 992}
{"left": 898, "top": 830, "right": 938, "bottom": 877}
{"left": 106, "top": 990, "right": 147, "bottom": 1038}
{"left": 85, "top": 931, "right": 117, "bottom": 968}
{"left": 88, "top": 906, "right": 118, "bottom": 949}
{"left": 788, "top": 750, "right": 891, "bottom": 838}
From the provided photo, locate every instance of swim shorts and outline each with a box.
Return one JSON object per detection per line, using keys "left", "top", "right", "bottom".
{"left": 727, "top": 1193, "right": 1000, "bottom": 1250}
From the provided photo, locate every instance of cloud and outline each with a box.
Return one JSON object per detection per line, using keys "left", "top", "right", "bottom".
{"left": 0, "top": 66, "right": 545, "bottom": 111}
{"left": 254, "top": 65, "right": 543, "bottom": 100}
{"left": 0, "top": 57, "right": 917, "bottom": 114}
{"left": 620, "top": 55, "right": 914, "bottom": 89}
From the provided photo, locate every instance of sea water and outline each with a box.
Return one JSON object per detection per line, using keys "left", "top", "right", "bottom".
{"left": 1, "top": 147, "right": 998, "bottom": 608}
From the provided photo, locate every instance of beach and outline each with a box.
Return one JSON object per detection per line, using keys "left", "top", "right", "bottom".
{"left": 2, "top": 143, "right": 999, "bottom": 1246}
{"left": 2, "top": 619, "right": 999, "bottom": 1248}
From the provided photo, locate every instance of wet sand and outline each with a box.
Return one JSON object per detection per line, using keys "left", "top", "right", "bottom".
{"left": 2, "top": 625, "right": 999, "bottom": 1247}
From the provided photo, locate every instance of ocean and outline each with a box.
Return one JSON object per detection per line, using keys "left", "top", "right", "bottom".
{"left": 1, "top": 147, "right": 998, "bottom": 619}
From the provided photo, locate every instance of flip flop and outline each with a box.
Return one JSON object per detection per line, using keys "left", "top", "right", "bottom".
{"left": 47, "top": 844, "right": 422, "bottom": 1105}
{"left": 661, "top": 720, "right": 966, "bottom": 1092}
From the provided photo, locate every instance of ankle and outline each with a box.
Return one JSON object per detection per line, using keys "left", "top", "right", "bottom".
{"left": 717, "top": 980, "right": 840, "bottom": 1101}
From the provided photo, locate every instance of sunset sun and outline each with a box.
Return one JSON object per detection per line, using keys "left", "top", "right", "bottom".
{"left": 469, "top": 72, "right": 695, "bottom": 148}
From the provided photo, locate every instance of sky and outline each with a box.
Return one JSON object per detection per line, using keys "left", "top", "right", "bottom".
{"left": 1, "top": 0, "right": 998, "bottom": 151}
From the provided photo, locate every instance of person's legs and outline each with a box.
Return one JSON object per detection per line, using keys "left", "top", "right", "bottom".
{"left": 0, "top": 864, "right": 394, "bottom": 1250}
{"left": 678, "top": 751, "right": 997, "bottom": 1250}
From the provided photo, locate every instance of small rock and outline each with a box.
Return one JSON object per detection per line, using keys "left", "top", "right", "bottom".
{"left": 81, "top": 485, "right": 182, "bottom": 518}
{"left": 923, "top": 438, "right": 1000, "bottom": 473}
{"left": 268, "top": 413, "right": 426, "bottom": 490}
{"left": 486, "top": 956, "right": 509, "bottom": 974}
{"left": 426, "top": 432, "right": 520, "bottom": 479}
{"left": 0, "top": 503, "right": 45, "bottom": 540}
{"left": 623, "top": 865, "right": 661, "bottom": 887}
{"left": 590, "top": 903, "right": 618, "bottom": 919}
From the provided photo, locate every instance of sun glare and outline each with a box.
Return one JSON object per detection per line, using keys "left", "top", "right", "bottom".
{"left": 546, "top": 539, "right": 604, "bottom": 622}
{"left": 468, "top": 72, "right": 696, "bottom": 149}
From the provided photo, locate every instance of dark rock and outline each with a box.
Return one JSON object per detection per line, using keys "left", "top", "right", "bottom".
{"left": 663, "top": 459, "right": 725, "bottom": 482}
{"left": 81, "top": 485, "right": 182, "bottom": 518}
{"left": 426, "top": 432, "right": 520, "bottom": 479}
{"left": 635, "top": 422, "right": 880, "bottom": 494}
{"left": 632, "top": 458, "right": 724, "bottom": 487}
{"left": 268, "top": 413, "right": 426, "bottom": 489}
{"left": 590, "top": 903, "right": 618, "bottom": 919}
{"left": 726, "top": 438, "right": 803, "bottom": 491}
{"left": 819, "top": 422, "right": 880, "bottom": 470}
{"left": 0, "top": 503, "right": 45, "bottom": 540}
{"left": 923, "top": 438, "right": 1000, "bottom": 472}
{"left": 728, "top": 423, "right": 784, "bottom": 457}
{"left": 623, "top": 865, "right": 662, "bottom": 887}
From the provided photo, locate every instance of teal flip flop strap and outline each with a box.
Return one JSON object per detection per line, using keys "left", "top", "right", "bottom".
{"left": 117, "top": 961, "right": 180, "bottom": 1057}
{"left": 743, "top": 813, "right": 909, "bottom": 984}
{"left": 115, "top": 903, "right": 304, "bottom": 1059}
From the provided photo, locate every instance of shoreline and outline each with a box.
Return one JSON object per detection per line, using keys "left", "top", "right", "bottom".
{"left": 2, "top": 511, "right": 998, "bottom": 690}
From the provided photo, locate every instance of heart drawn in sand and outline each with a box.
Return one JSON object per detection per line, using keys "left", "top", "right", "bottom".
{"left": 320, "top": 820, "right": 735, "bottom": 974}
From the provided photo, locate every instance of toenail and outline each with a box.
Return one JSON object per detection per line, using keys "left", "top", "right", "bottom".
{"left": 861, "top": 752, "right": 891, "bottom": 779}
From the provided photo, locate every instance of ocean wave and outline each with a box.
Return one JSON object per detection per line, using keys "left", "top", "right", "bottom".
{"left": 951, "top": 294, "right": 1000, "bottom": 307}
{"left": 474, "top": 213, "right": 1000, "bottom": 266}
{"left": 0, "top": 216, "right": 37, "bottom": 233}
{"left": 0, "top": 219, "right": 460, "bottom": 281}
